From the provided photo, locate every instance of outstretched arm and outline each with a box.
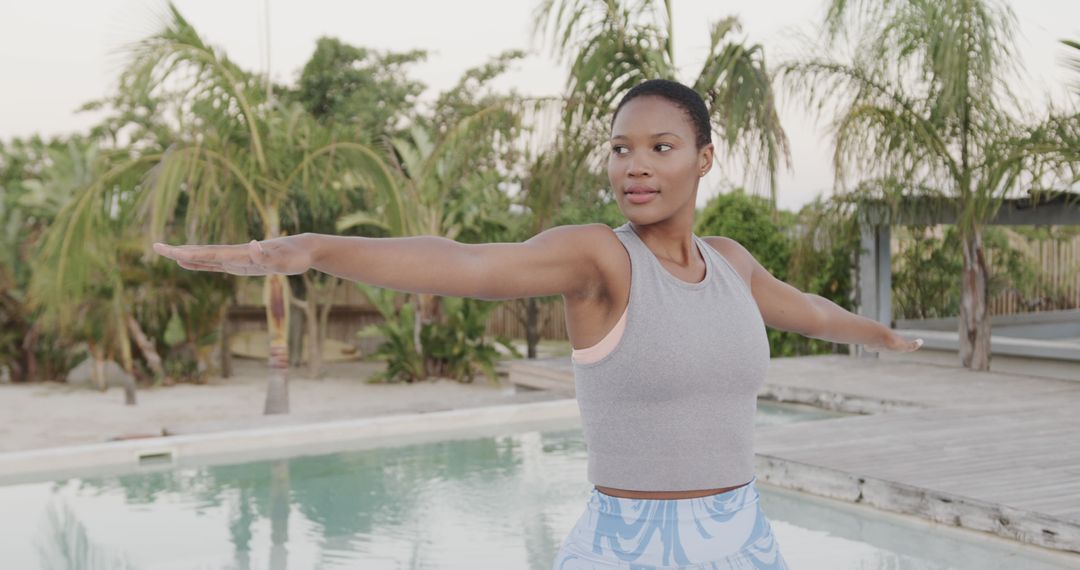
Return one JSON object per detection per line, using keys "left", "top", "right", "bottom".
{"left": 706, "top": 236, "right": 922, "bottom": 353}
{"left": 152, "top": 223, "right": 609, "bottom": 301}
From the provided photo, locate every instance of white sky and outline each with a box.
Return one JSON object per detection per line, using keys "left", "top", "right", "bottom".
{"left": 1, "top": 0, "right": 1077, "bottom": 212}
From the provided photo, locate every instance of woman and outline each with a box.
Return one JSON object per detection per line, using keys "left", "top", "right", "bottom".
{"left": 155, "top": 79, "right": 922, "bottom": 568}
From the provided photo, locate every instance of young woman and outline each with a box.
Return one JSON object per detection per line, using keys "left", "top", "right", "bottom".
{"left": 155, "top": 79, "right": 922, "bottom": 568}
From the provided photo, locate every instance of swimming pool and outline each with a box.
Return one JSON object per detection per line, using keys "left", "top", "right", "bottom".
{"left": 1, "top": 401, "right": 1077, "bottom": 569}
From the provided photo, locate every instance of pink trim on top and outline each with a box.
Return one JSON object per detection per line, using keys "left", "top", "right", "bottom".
{"left": 570, "top": 303, "right": 629, "bottom": 364}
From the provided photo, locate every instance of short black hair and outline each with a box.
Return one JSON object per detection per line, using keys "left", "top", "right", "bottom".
{"left": 611, "top": 79, "right": 712, "bottom": 149}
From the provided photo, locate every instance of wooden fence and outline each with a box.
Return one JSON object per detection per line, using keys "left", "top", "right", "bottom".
{"left": 985, "top": 235, "right": 1080, "bottom": 314}
{"left": 229, "top": 229, "right": 1077, "bottom": 347}
{"left": 893, "top": 228, "right": 1080, "bottom": 316}
{"left": 231, "top": 281, "right": 569, "bottom": 346}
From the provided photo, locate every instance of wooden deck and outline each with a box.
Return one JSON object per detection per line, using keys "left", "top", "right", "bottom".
{"left": 504, "top": 352, "right": 1080, "bottom": 555}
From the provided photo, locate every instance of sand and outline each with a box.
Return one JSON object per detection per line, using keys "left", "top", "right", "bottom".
{"left": 0, "top": 356, "right": 571, "bottom": 453}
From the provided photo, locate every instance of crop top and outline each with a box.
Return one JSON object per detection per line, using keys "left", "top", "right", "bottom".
{"left": 570, "top": 222, "right": 771, "bottom": 491}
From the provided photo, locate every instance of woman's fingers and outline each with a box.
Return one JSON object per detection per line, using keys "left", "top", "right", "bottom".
{"left": 153, "top": 242, "right": 247, "bottom": 265}
{"left": 153, "top": 238, "right": 304, "bottom": 275}
{"left": 178, "top": 260, "right": 226, "bottom": 272}
{"left": 154, "top": 241, "right": 270, "bottom": 274}
{"left": 864, "top": 335, "right": 923, "bottom": 353}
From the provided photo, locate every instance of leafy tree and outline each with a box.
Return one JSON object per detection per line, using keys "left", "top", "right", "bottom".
{"left": 337, "top": 53, "right": 526, "bottom": 381}
{"left": 695, "top": 188, "right": 807, "bottom": 356}
{"left": 288, "top": 37, "right": 427, "bottom": 141}
{"left": 782, "top": 0, "right": 1076, "bottom": 370}
{"left": 0, "top": 136, "right": 90, "bottom": 382}
{"left": 52, "top": 4, "right": 381, "bottom": 412}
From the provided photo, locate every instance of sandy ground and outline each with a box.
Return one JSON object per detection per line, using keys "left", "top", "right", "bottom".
{"left": 0, "top": 350, "right": 573, "bottom": 453}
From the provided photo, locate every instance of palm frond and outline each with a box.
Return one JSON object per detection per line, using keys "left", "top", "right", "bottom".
{"left": 1064, "top": 39, "right": 1080, "bottom": 94}
{"left": 121, "top": 2, "right": 269, "bottom": 170}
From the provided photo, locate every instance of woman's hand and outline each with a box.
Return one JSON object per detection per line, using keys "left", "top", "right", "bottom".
{"left": 863, "top": 331, "right": 924, "bottom": 353}
{"left": 152, "top": 235, "right": 314, "bottom": 275}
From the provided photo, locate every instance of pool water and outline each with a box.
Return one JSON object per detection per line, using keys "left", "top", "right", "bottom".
{"left": 1, "top": 401, "right": 1077, "bottom": 569}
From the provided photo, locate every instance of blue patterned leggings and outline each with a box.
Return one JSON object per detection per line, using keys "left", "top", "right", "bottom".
{"left": 551, "top": 477, "right": 790, "bottom": 569}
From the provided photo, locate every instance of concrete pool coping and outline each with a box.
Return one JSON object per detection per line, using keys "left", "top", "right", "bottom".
{"left": 0, "top": 396, "right": 843, "bottom": 486}
{"left": 0, "top": 397, "right": 584, "bottom": 486}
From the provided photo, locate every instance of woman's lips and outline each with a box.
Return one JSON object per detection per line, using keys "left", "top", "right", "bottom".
{"left": 625, "top": 190, "right": 659, "bottom": 204}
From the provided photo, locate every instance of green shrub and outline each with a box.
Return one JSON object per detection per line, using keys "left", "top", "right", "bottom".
{"left": 356, "top": 283, "right": 520, "bottom": 384}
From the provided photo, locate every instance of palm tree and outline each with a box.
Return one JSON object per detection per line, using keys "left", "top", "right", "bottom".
{"left": 105, "top": 5, "right": 384, "bottom": 414}
{"left": 1065, "top": 39, "right": 1080, "bottom": 91}
{"left": 532, "top": 0, "right": 790, "bottom": 208}
{"left": 27, "top": 137, "right": 156, "bottom": 403}
{"left": 336, "top": 103, "right": 521, "bottom": 378}
{"left": 778, "top": 0, "right": 1080, "bottom": 370}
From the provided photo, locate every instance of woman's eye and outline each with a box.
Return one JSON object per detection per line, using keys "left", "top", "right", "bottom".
{"left": 655, "top": 143, "right": 672, "bottom": 152}
{"left": 611, "top": 146, "right": 628, "bottom": 155}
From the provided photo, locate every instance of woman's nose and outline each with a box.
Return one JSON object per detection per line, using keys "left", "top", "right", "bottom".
{"left": 625, "top": 155, "right": 651, "bottom": 177}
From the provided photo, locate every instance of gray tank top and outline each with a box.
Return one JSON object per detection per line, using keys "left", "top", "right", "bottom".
{"left": 572, "top": 222, "right": 771, "bottom": 491}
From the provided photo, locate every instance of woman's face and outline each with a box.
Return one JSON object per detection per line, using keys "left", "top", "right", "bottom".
{"left": 608, "top": 95, "right": 712, "bottom": 222}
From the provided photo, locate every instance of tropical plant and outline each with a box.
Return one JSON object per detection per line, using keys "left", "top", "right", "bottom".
{"left": 532, "top": 0, "right": 790, "bottom": 208}
{"left": 355, "top": 284, "right": 424, "bottom": 384}
{"left": 1065, "top": 39, "right": 1080, "bottom": 94}
{"left": 781, "top": 0, "right": 1074, "bottom": 370}
{"left": 120, "top": 5, "right": 396, "bottom": 412}
{"left": 420, "top": 295, "right": 520, "bottom": 384}
{"left": 356, "top": 282, "right": 520, "bottom": 384}
{"left": 0, "top": 136, "right": 89, "bottom": 383}
{"left": 21, "top": 136, "right": 157, "bottom": 399}
{"left": 694, "top": 188, "right": 835, "bottom": 357}
{"left": 336, "top": 53, "right": 526, "bottom": 380}
{"left": 280, "top": 38, "right": 428, "bottom": 379}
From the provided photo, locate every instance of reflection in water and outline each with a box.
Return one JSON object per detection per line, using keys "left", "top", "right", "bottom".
{"left": 35, "top": 500, "right": 138, "bottom": 570}
{"left": 11, "top": 406, "right": 1078, "bottom": 569}
{"left": 269, "top": 460, "right": 289, "bottom": 570}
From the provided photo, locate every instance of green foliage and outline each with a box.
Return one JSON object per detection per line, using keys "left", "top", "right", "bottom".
{"left": 695, "top": 189, "right": 858, "bottom": 357}
{"left": 695, "top": 188, "right": 793, "bottom": 278}
{"left": 550, "top": 194, "right": 626, "bottom": 229}
{"left": 788, "top": 197, "right": 860, "bottom": 307}
{"left": 289, "top": 37, "right": 427, "bottom": 141}
{"left": 533, "top": 0, "right": 789, "bottom": 205}
{"left": 894, "top": 225, "right": 1049, "bottom": 319}
{"left": 356, "top": 284, "right": 425, "bottom": 384}
{"left": 0, "top": 136, "right": 90, "bottom": 381}
{"left": 356, "top": 284, "right": 520, "bottom": 384}
{"left": 893, "top": 226, "right": 964, "bottom": 319}
{"left": 419, "top": 295, "right": 521, "bottom": 385}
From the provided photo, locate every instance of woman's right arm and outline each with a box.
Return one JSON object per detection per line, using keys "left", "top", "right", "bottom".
{"left": 153, "top": 223, "right": 610, "bottom": 301}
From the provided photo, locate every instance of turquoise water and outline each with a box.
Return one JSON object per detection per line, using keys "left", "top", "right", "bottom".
{"left": 1, "top": 401, "right": 1077, "bottom": 569}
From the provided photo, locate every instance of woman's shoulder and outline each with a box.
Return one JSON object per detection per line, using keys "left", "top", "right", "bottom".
{"left": 700, "top": 235, "right": 754, "bottom": 290}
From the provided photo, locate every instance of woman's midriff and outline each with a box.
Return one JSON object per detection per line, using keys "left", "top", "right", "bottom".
{"left": 594, "top": 480, "right": 752, "bottom": 499}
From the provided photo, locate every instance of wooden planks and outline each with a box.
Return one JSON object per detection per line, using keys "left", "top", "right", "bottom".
{"left": 515, "top": 352, "right": 1080, "bottom": 553}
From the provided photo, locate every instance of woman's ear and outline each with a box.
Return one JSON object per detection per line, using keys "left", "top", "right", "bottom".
{"left": 698, "top": 143, "right": 714, "bottom": 177}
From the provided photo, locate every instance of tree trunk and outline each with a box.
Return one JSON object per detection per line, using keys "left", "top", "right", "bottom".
{"left": 268, "top": 459, "right": 290, "bottom": 570}
{"left": 415, "top": 292, "right": 443, "bottom": 380}
{"left": 127, "top": 316, "right": 163, "bottom": 380}
{"left": 305, "top": 294, "right": 322, "bottom": 379}
{"left": 301, "top": 273, "right": 324, "bottom": 380}
{"left": 525, "top": 297, "right": 540, "bottom": 359}
{"left": 287, "top": 295, "right": 304, "bottom": 368}
{"left": 220, "top": 303, "right": 233, "bottom": 379}
{"left": 21, "top": 322, "right": 39, "bottom": 382}
{"left": 317, "top": 278, "right": 338, "bottom": 372}
{"left": 958, "top": 228, "right": 992, "bottom": 371}
{"left": 264, "top": 273, "right": 291, "bottom": 414}
{"left": 117, "top": 318, "right": 137, "bottom": 406}
{"left": 89, "top": 341, "right": 106, "bottom": 391}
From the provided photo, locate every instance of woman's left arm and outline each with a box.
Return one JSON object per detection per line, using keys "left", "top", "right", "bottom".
{"left": 706, "top": 237, "right": 922, "bottom": 353}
